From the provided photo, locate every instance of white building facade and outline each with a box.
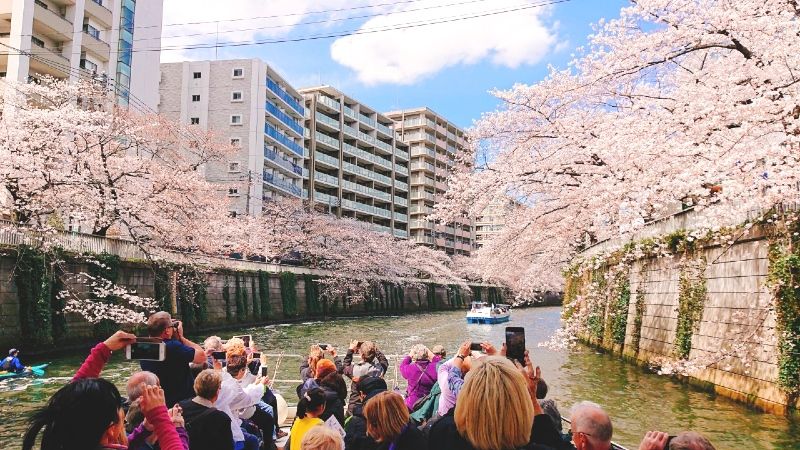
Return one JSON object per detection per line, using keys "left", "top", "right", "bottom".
{"left": 0, "top": 0, "right": 163, "bottom": 110}
{"left": 159, "top": 59, "right": 306, "bottom": 217}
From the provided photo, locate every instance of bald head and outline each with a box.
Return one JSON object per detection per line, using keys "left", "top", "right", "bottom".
{"left": 570, "top": 401, "right": 613, "bottom": 450}
{"left": 126, "top": 371, "right": 160, "bottom": 401}
{"left": 670, "top": 432, "right": 715, "bottom": 450}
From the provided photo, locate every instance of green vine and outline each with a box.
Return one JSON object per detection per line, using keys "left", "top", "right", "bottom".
{"left": 251, "top": 277, "right": 260, "bottom": 319}
{"left": 767, "top": 242, "right": 800, "bottom": 399}
{"left": 587, "top": 271, "right": 607, "bottom": 342}
{"left": 280, "top": 272, "right": 298, "bottom": 317}
{"left": 222, "top": 276, "right": 232, "bottom": 321}
{"left": 674, "top": 259, "right": 707, "bottom": 359}
{"left": 630, "top": 270, "right": 647, "bottom": 355}
{"left": 472, "top": 285, "right": 482, "bottom": 303}
{"left": 427, "top": 283, "right": 436, "bottom": 309}
{"left": 13, "top": 245, "right": 53, "bottom": 346}
{"left": 611, "top": 275, "right": 631, "bottom": 346}
{"left": 258, "top": 271, "right": 271, "bottom": 320}
{"left": 49, "top": 248, "right": 67, "bottom": 341}
{"left": 234, "top": 273, "right": 245, "bottom": 321}
{"left": 304, "top": 274, "right": 322, "bottom": 315}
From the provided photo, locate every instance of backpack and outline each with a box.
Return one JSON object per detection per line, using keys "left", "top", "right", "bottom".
{"left": 1, "top": 357, "right": 11, "bottom": 371}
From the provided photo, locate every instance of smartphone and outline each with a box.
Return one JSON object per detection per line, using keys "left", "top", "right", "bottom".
{"left": 505, "top": 327, "right": 526, "bottom": 366}
{"left": 126, "top": 341, "right": 166, "bottom": 361}
{"left": 469, "top": 342, "right": 483, "bottom": 352}
{"left": 252, "top": 352, "right": 261, "bottom": 359}
{"left": 233, "top": 335, "right": 252, "bottom": 347}
{"left": 318, "top": 343, "right": 328, "bottom": 350}
{"left": 261, "top": 366, "right": 268, "bottom": 377}
{"left": 212, "top": 351, "right": 227, "bottom": 360}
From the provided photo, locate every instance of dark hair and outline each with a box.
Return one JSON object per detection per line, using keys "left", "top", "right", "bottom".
{"left": 536, "top": 378, "right": 548, "bottom": 399}
{"left": 226, "top": 354, "right": 248, "bottom": 376}
{"left": 297, "top": 387, "right": 326, "bottom": 419}
{"left": 320, "top": 372, "right": 347, "bottom": 402}
{"left": 23, "top": 378, "right": 123, "bottom": 450}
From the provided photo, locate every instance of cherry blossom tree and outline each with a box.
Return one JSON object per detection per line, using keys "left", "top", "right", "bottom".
{"left": 437, "top": 0, "right": 800, "bottom": 295}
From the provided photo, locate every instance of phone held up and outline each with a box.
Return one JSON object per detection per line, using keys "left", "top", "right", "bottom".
{"left": 505, "top": 327, "right": 526, "bottom": 366}
{"left": 125, "top": 338, "right": 166, "bottom": 361}
{"left": 261, "top": 366, "right": 268, "bottom": 377}
{"left": 252, "top": 352, "right": 261, "bottom": 360}
{"left": 469, "top": 342, "right": 483, "bottom": 352}
{"left": 212, "top": 351, "right": 227, "bottom": 360}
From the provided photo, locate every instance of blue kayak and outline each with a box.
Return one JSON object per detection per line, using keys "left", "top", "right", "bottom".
{"left": 0, "top": 363, "right": 48, "bottom": 380}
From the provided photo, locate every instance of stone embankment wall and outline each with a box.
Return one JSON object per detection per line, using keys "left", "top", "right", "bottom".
{"left": 571, "top": 221, "right": 799, "bottom": 415}
{"left": 0, "top": 251, "right": 497, "bottom": 355}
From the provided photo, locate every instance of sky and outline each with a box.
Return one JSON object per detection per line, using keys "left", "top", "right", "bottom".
{"left": 159, "top": 0, "right": 626, "bottom": 129}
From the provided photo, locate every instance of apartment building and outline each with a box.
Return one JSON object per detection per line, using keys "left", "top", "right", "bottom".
{"left": 384, "top": 108, "right": 475, "bottom": 255}
{"left": 0, "top": 0, "right": 163, "bottom": 109}
{"left": 475, "top": 196, "right": 520, "bottom": 248}
{"left": 301, "top": 86, "right": 410, "bottom": 239}
{"left": 159, "top": 59, "right": 306, "bottom": 217}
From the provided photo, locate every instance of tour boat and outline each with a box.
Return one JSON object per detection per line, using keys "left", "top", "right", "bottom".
{"left": 466, "top": 302, "right": 511, "bottom": 324}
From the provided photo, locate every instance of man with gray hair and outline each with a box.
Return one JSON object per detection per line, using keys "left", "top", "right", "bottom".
{"left": 124, "top": 371, "right": 160, "bottom": 433}
{"left": 570, "top": 401, "right": 613, "bottom": 450}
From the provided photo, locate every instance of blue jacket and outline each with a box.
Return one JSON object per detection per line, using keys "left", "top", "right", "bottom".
{"left": 2, "top": 356, "right": 24, "bottom": 372}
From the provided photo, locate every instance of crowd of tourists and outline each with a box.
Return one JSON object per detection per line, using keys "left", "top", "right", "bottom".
{"left": 21, "top": 311, "right": 717, "bottom": 450}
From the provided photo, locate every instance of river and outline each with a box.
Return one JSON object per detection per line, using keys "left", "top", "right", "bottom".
{"left": 0, "top": 307, "right": 797, "bottom": 449}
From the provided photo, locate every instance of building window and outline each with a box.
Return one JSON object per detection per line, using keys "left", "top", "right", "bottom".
{"left": 228, "top": 161, "right": 241, "bottom": 172}
{"left": 80, "top": 59, "right": 98, "bottom": 72}
{"left": 230, "top": 114, "right": 242, "bottom": 125}
{"left": 231, "top": 91, "right": 243, "bottom": 102}
{"left": 230, "top": 138, "right": 241, "bottom": 147}
{"left": 232, "top": 68, "right": 244, "bottom": 78}
{"left": 193, "top": 71, "right": 201, "bottom": 79}
{"left": 190, "top": 117, "right": 200, "bottom": 125}
{"left": 228, "top": 187, "right": 240, "bottom": 197}
{"left": 31, "top": 36, "right": 44, "bottom": 48}
{"left": 191, "top": 94, "right": 200, "bottom": 102}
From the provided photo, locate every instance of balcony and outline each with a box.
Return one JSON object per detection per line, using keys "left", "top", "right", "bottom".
{"left": 342, "top": 123, "right": 359, "bottom": 139}
{"left": 394, "top": 212, "right": 408, "bottom": 222}
{"left": 395, "top": 165, "right": 408, "bottom": 176}
{"left": 317, "top": 94, "right": 340, "bottom": 112}
{"left": 312, "top": 190, "right": 340, "bottom": 207}
{"left": 315, "top": 111, "right": 340, "bottom": 131}
{"left": 410, "top": 219, "right": 433, "bottom": 229}
{"left": 435, "top": 180, "right": 448, "bottom": 191}
{"left": 341, "top": 199, "right": 391, "bottom": 219}
{"left": 376, "top": 122, "right": 392, "bottom": 137}
{"left": 410, "top": 205, "right": 434, "bottom": 215}
{"left": 395, "top": 180, "right": 408, "bottom": 191}
{"left": 314, "top": 171, "right": 339, "bottom": 188}
{"left": 314, "top": 151, "right": 339, "bottom": 169}
{"left": 343, "top": 105, "right": 357, "bottom": 119}
{"left": 264, "top": 147, "right": 303, "bottom": 177}
{"left": 411, "top": 191, "right": 435, "bottom": 202}
{"left": 375, "top": 139, "right": 392, "bottom": 153}
{"left": 265, "top": 122, "right": 304, "bottom": 157}
{"left": 263, "top": 171, "right": 302, "bottom": 197}
{"left": 266, "top": 101, "right": 304, "bottom": 136}
{"left": 85, "top": 0, "right": 112, "bottom": 26}
{"left": 395, "top": 148, "right": 409, "bottom": 161}
{"left": 411, "top": 146, "right": 436, "bottom": 159}
{"left": 342, "top": 179, "right": 391, "bottom": 202}
{"left": 29, "top": 43, "right": 70, "bottom": 78}
{"left": 342, "top": 161, "right": 392, "bottom": 186}
{"left": 411, "top": 161, "right": 435, "bottom": 173}
{"left": 315, "top": 131, "right": 339, "bottom": 151}
{"left": 394, "top": 196, "right": 408, "bottom": 207}
{"left": 33, "top": 1, "right": 72, "bottom": 40}
{"left": 372, "top": 224, "right": 392, "bottom": 235}
{"left": 393, "top": 229, "right": 409, "bottom": 239}
{"left": 359, "top": 113, "right": 376, "bottom": 128}
{"left": 343, "top": 142, "right": 392, "bottom": 171}
{"left": 267, "top": 77, "right": 304, "bottom": 115}
{"left": 81, "top": 31, "right": 110, "bottom": 61}
{"left": 412, "top": 235, "right": 435, "bottom": 245}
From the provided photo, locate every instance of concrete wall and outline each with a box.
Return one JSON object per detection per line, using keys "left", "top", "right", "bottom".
{"left": 0, "top": 252, "right": 472, "bottom": 353}
{"left": 582, "top": 235, "right": 794, "bottom": 413}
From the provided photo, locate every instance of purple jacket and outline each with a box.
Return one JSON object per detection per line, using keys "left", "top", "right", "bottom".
{"left": 128, "top": 423, "right": 189, "bottom": 450}
{"left": 399, "top": 355, "right": 441, "bottom": 410}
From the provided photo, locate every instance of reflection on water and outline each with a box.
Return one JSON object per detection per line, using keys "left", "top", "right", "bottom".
{"left": 0, "top": 307, "right": 797, "bottom": 449}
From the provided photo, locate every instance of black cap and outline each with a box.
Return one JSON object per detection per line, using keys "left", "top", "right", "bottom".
{"left": 356, "top": 376, "right": 387, "bottom": 401}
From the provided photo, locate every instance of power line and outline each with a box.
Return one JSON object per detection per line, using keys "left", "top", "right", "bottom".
{"left": 6, "top": 0, "right": 570, "bottom": 57}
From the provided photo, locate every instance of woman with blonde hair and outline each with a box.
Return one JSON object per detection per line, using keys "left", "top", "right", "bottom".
{"left": 300, "top": 425, "right": 344, "bottom": 450}
{"left": 428, "top": 354, "right": 564, "bottom": 450}
{"left": 363, "top": 391, "right": 426, "bottom": 450}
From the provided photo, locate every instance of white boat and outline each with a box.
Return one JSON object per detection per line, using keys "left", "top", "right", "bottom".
{"left": 466, "top": 302, "right": 511, "bottom": 324}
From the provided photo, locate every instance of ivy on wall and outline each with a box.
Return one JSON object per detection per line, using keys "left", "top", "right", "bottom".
{"left": 674, "top": 259, "right": 707, "bottom": 359}
{"left": 472, "top": 286, "right": 482, "bottom": 303}
{"left": 611, "top": 275, "right": 631, "bottom": 346}
{"left": 258, "top": 270, "right": 271, "bottom": 320}
{"left": 251, "top": 277, "right": 260, "bottom": 319}
{"left": 222, "top": 276, "right": 232, "bottom": 321}
{"left": 630, "top": 272, "right": 647, "bottom": 355}
{"left": 280, "top": 272, "right": 298, "bottom": 317}
{"left": 49, "top": 248, "right": 67, "bottom": 341}
{"left": 427, "top": 283, "right": 436, "bottom": 309}
{"left": 304, "top": 274, "right": 322, "bottom": 315}
{"left": 234, "top": 273, "right": 245, "bottom": 321}
{"left": 587, "top": 271, "right": 607, "bottom": 342}
{"left": 13, "top": 245, "right": 53, "bottom": 346}
{"left": 767, "top": 242, "right": 800, "bottom": 400}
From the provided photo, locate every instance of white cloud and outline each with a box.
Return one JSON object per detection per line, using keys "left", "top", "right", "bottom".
{"left": 329, "top": 0, "right": 559, "bottom": 85}
{"left": 159, "top": 0, "right": 385, "bottom": 62}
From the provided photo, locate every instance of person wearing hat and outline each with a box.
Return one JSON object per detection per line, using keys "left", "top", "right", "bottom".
{"left": 343, "top": 376, "right": 388, "bottom": 450}
{"left": 2, "top": 348, "right": 27, "bottom": 373}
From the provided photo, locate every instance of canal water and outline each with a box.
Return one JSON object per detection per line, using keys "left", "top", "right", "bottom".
{"left": 0, "top": 307, "right": 797, "bottom": 449}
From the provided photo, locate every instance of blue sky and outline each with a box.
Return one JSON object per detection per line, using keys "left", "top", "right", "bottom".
{"left": 161, "top": 0, "right": 626, "bottom": 129}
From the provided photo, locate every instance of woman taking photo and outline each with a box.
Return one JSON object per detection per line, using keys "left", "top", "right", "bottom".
{"left": 22, "top": 331, "right": 186, "bottom": 450}
{"left": 399, "top": 344, "right": 441, "bottom": 410}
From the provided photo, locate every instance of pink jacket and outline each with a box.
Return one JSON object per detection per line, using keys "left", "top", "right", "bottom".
{"left": 73, "top": 342, "right": 185, "bottom": 450}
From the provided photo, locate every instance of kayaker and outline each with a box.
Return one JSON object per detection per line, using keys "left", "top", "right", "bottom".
{"left": 2, "top": 348, "right": 27, "bottom": 373}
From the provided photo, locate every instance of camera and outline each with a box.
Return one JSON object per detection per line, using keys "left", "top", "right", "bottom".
{"left": 170, "top": 320, "right": 180, "bottom": 329}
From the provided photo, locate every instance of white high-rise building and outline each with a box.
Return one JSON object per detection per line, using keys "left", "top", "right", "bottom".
{"left": 159, "top": 59, "right": 306, "bottom": 217}
{"left": 0, "top": 0, "right": 163, "bottom": 110}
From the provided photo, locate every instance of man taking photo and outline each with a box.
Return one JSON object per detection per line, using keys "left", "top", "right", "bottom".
{"left": 142, "top": 311, "right": 206, "bottom": 406}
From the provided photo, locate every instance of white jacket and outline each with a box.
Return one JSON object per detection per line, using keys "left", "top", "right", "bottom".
{"left": 216, "top": 371, "right": 264, "bottom": 442}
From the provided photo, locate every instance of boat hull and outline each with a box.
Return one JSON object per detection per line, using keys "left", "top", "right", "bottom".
{"left": 466, "top": 314, "right": 510, "bottom": 324}
{"left": 0, "top": 364, "right": 48, "bottom": 380}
